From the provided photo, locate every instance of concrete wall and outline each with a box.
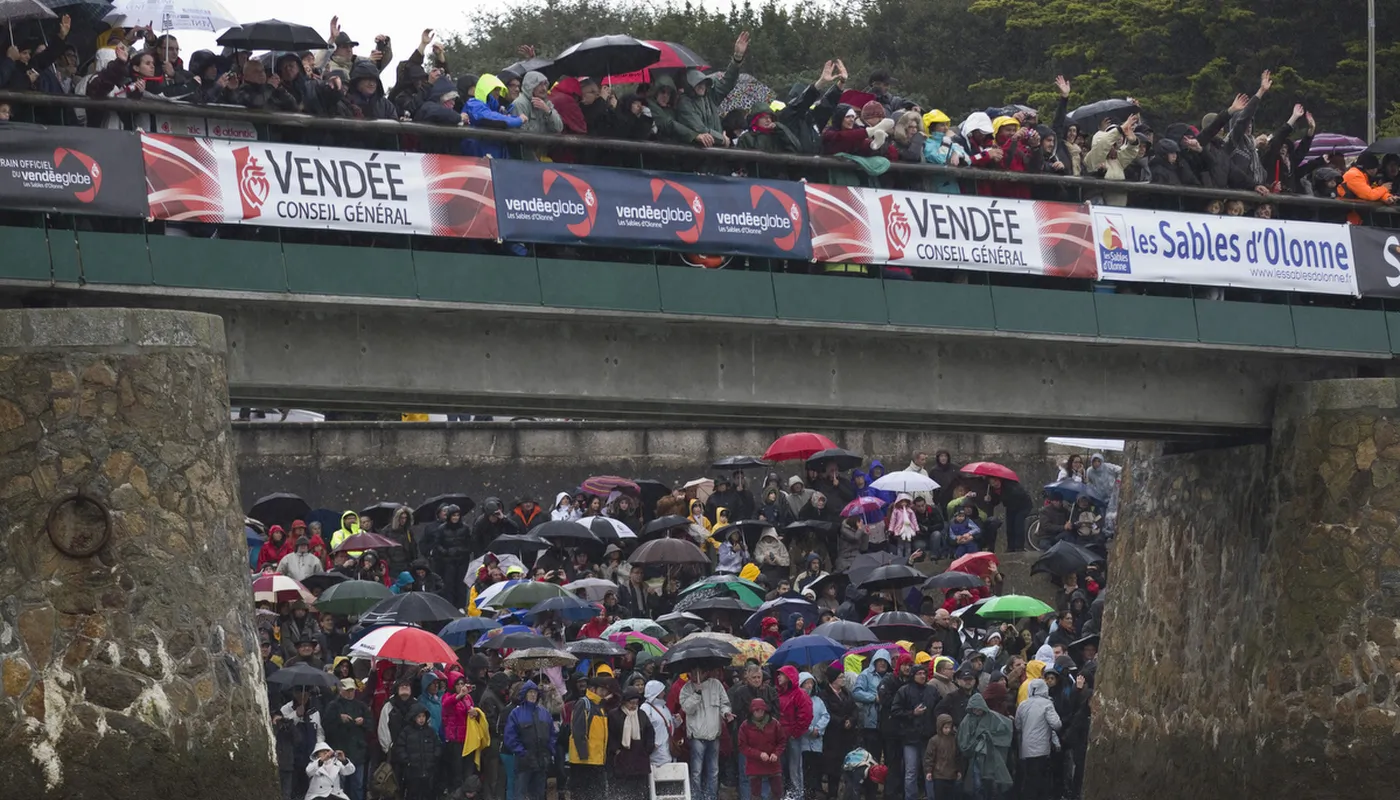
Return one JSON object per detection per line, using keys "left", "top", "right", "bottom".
{"left": 232, "top": 421, "right": 1071, "bottom": 512}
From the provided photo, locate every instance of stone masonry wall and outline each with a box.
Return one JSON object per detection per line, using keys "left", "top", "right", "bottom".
{"left": 1089, "top": 379, "right": 1400, "bottom": 800}
{"left": 0, "top": 309, "right": 276, "bottom": 799}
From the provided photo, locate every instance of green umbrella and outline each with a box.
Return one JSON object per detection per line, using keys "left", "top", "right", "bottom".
{"left": 484, "top": 580, "right": 572, "bottom": 609}
{"left": 315, "top": 580, "right": 393, "bottom": 616}
{"left": 680, "top": 575, "right": 766, "bottom": 607}
{"left": 977, "top": 594, "right": 1055, "bottom": 620}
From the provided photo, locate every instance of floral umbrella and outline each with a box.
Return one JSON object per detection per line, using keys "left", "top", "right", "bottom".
{"left": 733, "top": 639, "right": 775, "bottom": 666}
{"left": 713, "top": 71, "right": 776, "bottom": 115}
{"left": 602, "top": 618, "right": 667, "bottom": 638}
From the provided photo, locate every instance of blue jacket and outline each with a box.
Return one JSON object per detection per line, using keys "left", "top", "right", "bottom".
{"left": 864, "top": 460, "right": 896, "bottom": 506}
{"left": 419, "top": 673, "right": 445, "bottom": 739}
{"left": 798, "top": 673, "right": 829, "bottom": 753}
{"left": 946, "top": 518, "right": 982, "bottom": 548}
{"left": 464, "top": 73, "right": 522, "bottom": 160}
{"left": 503, "top": 681, "right": 556, "bottom": 773}
{"left": 852, "top": 649, "right": 890, "bottom": 729}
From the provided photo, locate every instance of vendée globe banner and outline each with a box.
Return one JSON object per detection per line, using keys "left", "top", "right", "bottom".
{"left": 491, "top": 160, "right": 812, "bottom": 260}
{"left": 1090, "top": 206, "right": 1359, "bottom": 295}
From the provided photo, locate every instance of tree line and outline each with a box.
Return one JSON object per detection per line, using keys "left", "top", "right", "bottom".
{"left": 443, "top": 0, "right": 1400, "bottom": 138}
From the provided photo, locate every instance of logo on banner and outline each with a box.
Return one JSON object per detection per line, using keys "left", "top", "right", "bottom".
{"left": 541, "top": 169, "right": 597, "bottom": 236}
{"left": 647, "top": 178, "right": 705, "bottom": 244}
{"left": 879, "top": 194, "right": 911, "bottom": 259}
{"left": 1097, "top": 215, "right": 1131, "bottom": 274}
{"left": 743, "top": 185, "right": 804, "bottom": 253}
{"left": 51, "top": 148, "right": 102, "bottom": 203}
{"left": 232, "top": 146, "right": 270, "bottom": 219}
{"left": 1383, "top": 235, "right": 1400, "bottom": 288}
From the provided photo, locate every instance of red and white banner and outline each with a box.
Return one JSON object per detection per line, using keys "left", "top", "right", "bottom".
{"left": 806, "top": 184, "right": 1097, "bottom": 278}
{"left": 141, "top": 134, "right": 497, "bottom": 239}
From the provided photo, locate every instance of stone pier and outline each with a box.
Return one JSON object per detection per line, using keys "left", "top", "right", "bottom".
{"left": 1089, "top": 379, "right": 1400, "bottom": 799}
{"left": 0, "top": 309, "right": 276, "bottom": 798}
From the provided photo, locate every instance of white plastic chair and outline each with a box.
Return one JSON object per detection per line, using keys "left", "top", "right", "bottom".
{"left": 649, "top": 761, "right": 692, "bottom": 800}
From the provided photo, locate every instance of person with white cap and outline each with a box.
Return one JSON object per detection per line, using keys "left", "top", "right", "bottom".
{"left": 306, "top": 741, "right": 356, "bottom": 800}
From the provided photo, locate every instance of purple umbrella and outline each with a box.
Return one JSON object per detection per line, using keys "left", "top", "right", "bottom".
{"left": 1307, "top": 133, "right": 1366, "bottom": 162}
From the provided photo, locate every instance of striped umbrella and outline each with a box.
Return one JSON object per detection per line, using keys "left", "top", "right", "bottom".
{"left": 1307, "top": 133, "right": 1367, "bottom": 160}
{"left": 579, "top": 475, "right": 641, "bottom": 498}
{"left": 350, "top": 625, "right": 460, "bottom": 665}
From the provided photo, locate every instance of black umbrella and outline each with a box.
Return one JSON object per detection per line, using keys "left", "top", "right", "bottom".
{"left": 301, "top": 573, "right": 350, "bottom": 593}
{"left": 685, "top": 596, "right": 756, "bottom": 616}
{"left": 628, "top": 537, "right": 709, "bottom": 566}
{"left": 712, "top": 456, "right": 769, "bottom": 470}
{"left": 486, "top": 534, "right": 551, "bottom": 558}
{"left": 564, "top": 638, "right": 627, "bottom": 656}
{"left": 866, "top": 611, "right": 933, "bottom": 641}
{"left": 497, "top": 56, "right": 555, "bottom": 80}
{"left": 533, "top": 520, "right": 599, "bottom": 544}
{"left": 634, "top": 479, "right": 671, "bottom": 521}
{"left": 663, "top": 637, "right": 739, "bottom": 666}
{"left": 267, "top": 663, "right": 338, "bottom": 690}
{"left": 217, "top": 19, "right": 329, "bottom": 51}
{"left": 857, "top": 564, "right": 926, "bottom": 592}
{"left": 414, "top": 493, "right": 475, "bottom": 522}
{"left": 1065, "top": 99, "right": 1140, "bottom": 130}
{"left": 640, "top": 515, "right": 692, "bottom": 540}
{"left": 478, "top": 630, "right": 555, "bottom": 651}
{"left": 544, "top": 35, "right": 661, "bottom": 81}
{"left": 1031, "top": 540, "right": 1106, "bottom": 577}
{"left": 846, "top": 551, "right": 901, "bottom": 588}
{"left": 921, "top": 571, "right": 986, "bottom": 593}
{"left": 359, "top": 592, "right": 463, "bottom": 626}
{"left": 804, "top": 448, "right": 863, "bottom": 472}
{"left": 784, "top": 520, "right": 838, "bottom": 536}
{"left": 248, "top": 492, "right": 312, "bottom": 530}
{"left": 811, "top": 620, "right": 877, "bottom": 646}
{"left": 360, "top": 502, "right": 405, "bottom": 531}
{"left": 1362, "top": 137, "right": 1400, "bottom": 157}
{"left": 1070, "top": 634, "right": 1100, "bottom": 651}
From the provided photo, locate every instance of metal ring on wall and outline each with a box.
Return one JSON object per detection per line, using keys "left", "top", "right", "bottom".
{"left": 46, "top": 493, "right": 113, "bottom": 558}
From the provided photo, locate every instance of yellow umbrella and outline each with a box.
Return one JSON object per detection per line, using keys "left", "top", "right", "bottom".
{"left": 734, "top": 639, "right": 775, "bottom": 666}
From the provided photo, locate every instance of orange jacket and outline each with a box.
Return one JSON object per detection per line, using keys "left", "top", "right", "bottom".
{"left": 1338, "top": 167, "right": 1392, "bottom": 202}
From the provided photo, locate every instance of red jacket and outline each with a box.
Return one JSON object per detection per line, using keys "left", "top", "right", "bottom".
{"left": 441, "top": 690, "right": 473, "bottom": 743}
{"left": 972, "top": 133, "right": 1032, "bottom": 199}
{"left": 738, "top": 716, "right": 787, "bottom": 775}
{"left": 775, "top": 666, "right": 814, "bottom": 740}
{"left": 257, "top": 536, "right": 292, "bottom": 569}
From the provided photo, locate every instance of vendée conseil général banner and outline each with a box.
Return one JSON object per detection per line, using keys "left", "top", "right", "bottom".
{"left": 491, "top": 160, "right": 812, "bottom": 260}
{"left": 141, "top": 134, "right": 498, "bottom": 239}
{"left": 1091, "top": 205, "right": 1358, "bottom": 295}
{"left": 0, "top": 122, "right": 149, "bottom": 217}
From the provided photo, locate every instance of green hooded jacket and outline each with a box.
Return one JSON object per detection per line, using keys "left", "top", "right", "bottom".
{"left": 647, "top": 73, "right": 697, "bottom": 145}
{"left": 674, "top": 56, "right": 743, "bottom": 143}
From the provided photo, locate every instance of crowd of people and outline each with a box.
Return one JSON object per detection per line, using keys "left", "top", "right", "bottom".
{"left": 1, "top": 15, "right": 1396, "bottom": 217}
{"left": 252, "top": 447, "right": 1115, "bottom": 800}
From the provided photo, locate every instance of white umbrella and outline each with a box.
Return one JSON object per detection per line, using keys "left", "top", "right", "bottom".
{"left": 563, "top": 577, "right": 618, "bottom": 602}
{"left": 870, "top": 470, "right": 939, "bottom": 494}
{"left": 577, "top": 515, "right": 636, "bottom": 540}
{"left": 0, "top": 0, "right": 53, "bottom": 43}
{"left": 683, "top": 477, "right": 714, "bottom": 505}
{"left": 473, "top": 579, "right": 525, "bottom": 608}
{"left": 104, "top": 0, "right": 237, "bottom": 33}
{"left": 465, "top": 552, "right": 526, "bottom": 582}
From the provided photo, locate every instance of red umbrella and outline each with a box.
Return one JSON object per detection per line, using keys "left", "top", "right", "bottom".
{"left": 841, "top": 496, "right": 886, "bottom": 518}
{"left": 961, "top": 462, "right": 1020, "bottom": 482}
{"left": 607, "top": 40, "right": 709, "bottom": 83}
{"left": 579, "top": 476, "right": 641, "bottom": 498}
{"left": 349, "top": 625, "right": 461, "bottom": 665}
{"left": 949, "top": 552, "right": 999, "bottom": 577}
{"left": 331, "top": 532, "right": 403, "bottom": 554}
{"left": 763, "top": 432, "right": 838, "bottom": 462}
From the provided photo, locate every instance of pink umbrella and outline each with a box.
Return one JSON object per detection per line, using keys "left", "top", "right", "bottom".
{"left": 607, "top": 631, "right": 668, "bottom": 657}
{"left": 960, "top": 462, "right": 1020, "bottom": 482}
{"left": 843, "top": 642, "right": 910, "bottom": 659}
{"left": 331, "top": 532, "right": 403, "bottom": 554}
{"left": 841, "top": 497, "right": 886, "bottom": 518}
{"left": 579, "top": 475, "right": 641, "bottom": 498}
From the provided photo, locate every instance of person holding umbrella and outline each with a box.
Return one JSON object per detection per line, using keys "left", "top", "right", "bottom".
{"left": 675, "top": 31, "right": 750, "bottom": 148}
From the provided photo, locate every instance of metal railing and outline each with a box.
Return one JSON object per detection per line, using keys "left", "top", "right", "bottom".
{"left": 3, "top": 89, "right": 1396, "bottom": 223}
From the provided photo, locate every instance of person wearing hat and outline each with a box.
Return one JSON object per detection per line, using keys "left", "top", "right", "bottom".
{"left": 278, "top": 535, "right": 327, "bottom": 582}
{"left": 306, "top": 741, "right": 356, "bottom": 800}
{"left": 934, "top": 665, "right": 980, "bottom": 726}
{"left": 1340, "top": 152, "right": 1396, "bottom": 205}
{"left": 738, "top": 696, "right": 787, "bottom": 800}
{"left": 891, "top": 662, "right": 940, "bottom": 800}
{"left": 392, "top": 699, "right": 441, "bottom": 800}
{"left": 281, "top": 600, "right": 321, "bottom": 662}
{"left": 323, "top": 678, "right": 372, "bottom": 800}
{"left": 607, "top": 686, "right": 657, "bottom": 796}
{"left": 503, "top": 679, "right": 556, "bottom": 800}
{"left": 568, "top": 676, "right": 612, "bottom": 796}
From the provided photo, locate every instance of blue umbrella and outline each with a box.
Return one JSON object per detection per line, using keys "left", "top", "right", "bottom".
{"left": 474, "top": 624, "right": 537, "bottom": 648}
{"left": 1043, "top": 481, "right": 1108, "bottom": 508}
{"left": 524, "top": 595, "right": 602, "bottom": 623}
{"left": 438, "top": 617, "right": 504, "bottom": 648}
{"left": 768, "top": 634, "right": 846, "bottom": 668}
{"left": 743, "top": 597, "right": 818, "bottom": 636}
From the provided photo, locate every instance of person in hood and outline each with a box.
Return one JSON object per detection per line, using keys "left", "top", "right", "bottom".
{"left": 1084, "top": 115, "right": 1144, "bottom": 205}
{"left": 392, "top": 701, "right": 441, "bottom": 800}
{"left": 548, "top": 75, "right": 588, "bottom": 145}
{"left": 306, "top": 742, "right": 355, "bottom": 800}
{"left": 641, "top": 680, "right": 675, "bottom": 768}
{"left": 414, "top": 73, "right": 469, "bottom": 135}
{"left": 675, "top": 31, "right": 750, "bottom": 148}
{"left": 1084, "top": 453, "right": 1122, "bottom": 504}
{"left": 345, "top": 59, "right": 396, "bottom": 122}
{"left": 822, "top": 103, "right": 894, "bottom": 156}
{"left": 569, "top": 678, "right": 611, "bottom": 796}
{"left": 852, "top": 648, "right": 890, "bottom": 759}
{"left": 738, "top": 697, "right": 786, "bottom": 800}
{"left": 230, "top": 57, "right": 297, "bottom": 112}
{"left": 736, "top": 103, "right": 803, "bottom": 153}
{"left": 970, "top": 115, "right": 1032, "bottom": 198}
{"left": 648, "top": 72, "right": 696, "bottom": 145}
{"left": 390, "top": 59, "right": 430, "bottom": 117}
{"left": 379, "top": 506, "right": 416, "bottom": 578}
{"left": 891, "top": 663, "right": 941, "bottom": 800}
{"left": 820, "top": 665, "right": 858, "bottom": 797}
{"left": 330, "top": 511, "right": 362, "bottom": 552}
{"left": 258, "top": 525, "right": 293, "bottom": 569}
{"left": 405, "top": 558, "right": 443, "bottom": 594}
{"left": 958, "top": 693, "right": 1012, "bottom": 797}
{"left": 185, "top": 49, "right": 232, "bottom": 105}
{"left": 550, "top": 492, "right": 580, "bottom": 522}
{"left": 511, "top": 497, "right": 546, "bottom": 532}
{"left": 795, "top": 671, "right": 829, "bottom": 800}
{"left": 1339, "top": 152, "right": 1395, "bottom": 204}
{"left": 753, "top": 528, "right": 790, "bottom": 589}
{"left": 888, "top": 494, "right": 919, "bottom": 559}
{"left": 793, "top": 552, "right": 827, "bottom": 594}
{"left": 503, "top": 679, "right": 555, "bottom": 800}
{"left": 774, "top": 666, "right": 814, "bottom": 798}
{"left": 277, "top": 536, "right": 325, "bottom": 582}
{"left": 271, "top": 51, "right": 314, "bottom": 111}
{"left": 510, "top": 70, "right": 563, "bottom": 159}
{"left": 607, "top": 686, "right": 656, "bottom": 796}
{"left": 1014, "top": 678, "right": 1062, "bottom": 800}
{"left": 922, "top": 713, "right": 959, "bottom": 800}
{"left": 946, "top": 506, "right": 982, "bottom": 557}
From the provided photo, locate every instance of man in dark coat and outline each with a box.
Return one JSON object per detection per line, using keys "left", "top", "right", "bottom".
{"left": 393, "top": 702, "right": 441, "bottom": 800}
{"left": 322, "top": 678, "right": 373, "bottom": 800}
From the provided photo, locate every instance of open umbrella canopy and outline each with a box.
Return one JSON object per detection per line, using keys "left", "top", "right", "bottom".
{"left": 1362, "top": 137, "right": 1400, "bottom": 157}
{"left": 1065, "top": 98, "right": 1140, "bottom": 130}
{"left": 533, "top": 519, "right": 599, "bottom": 544}
{"left": 717, "top": 72, "right": 777, "bottom": 116}
{"left": 360, "top": 592, "right": 462, "bottom": 627}
{"left": 504, "top": 647, "right": 576, "bottom": 671}
{"left": 579, "top": 475, "right": 641, "bottom": 498}
{"left": 476, "top": 627, "right": 554, "bottom": 650}
{"left": 857, "top": 564, "right": 925, "bottom": 591}
{"left": 811, "top": 619, "right": 877, "bottom": 646}
{"left": 577, "top": 516, "right": 636, "bottom": 541}
{"left": 921, "top": 570, "right": 987, "bottom": 593}
{"left": 481, "top": 580, "right": 572, "bottom": 609}
{"left": 545, "top": 35, "right": 660, "bottom": 81}
{"left": 301, "top": 572, "right": 349, "bottom": 593}
{"left": 314, "top": 579, "right": 393, "bottom": 615}
{"left": 628, "top": 537, "right": 709, "bottom": 566}
{"left": 870, "top": 470, "right": 940, "bottom": 494}
{"left": 104, "top": 0, "right": 237, "bottom": 31}
{"left": 608, "top": 631, "right": 668, "bottom": 657}
{"left": 680, "top": 574, "right": 766, "bottom": 606}
{"left": 733, "top": 639, "right": 775, "bottom": 666}
{"left": 640, "top": 515, "right": 692, "bottom": 539}
{"left": 768, "top": 634, "right": 846, "bottom": 668}
{"left": 1031, "top": 540, "right": 1107, "bottom": 577}
{"left": 498, "top": 55, "right": 555, "bottom": 80}
{"left": 217, "top": 18, "right": 328, "bottom": 51}
{"left": 359, "top": 501, "right": 406, "bottom": 531}
{"left": 1307, "top": 132, "right": 1367, "bottom": 160}
{"left": 606, "top": 40, "right": 709, "bottom": 82}
{"left": 949, "top": 552, "right": 999, "bottom": 577}
{"left": 657, "top": 611, "right": 705, "bottom": 628}
{"left": 744, "top": 597, "right": 818, "bottom": 635}
{"left": 564, "top": 637, "right": 627, "bottom": 656}
{"left": 331, "top": 532, "right": 403, "bottom": 554}
{"left": 977, "top": 594, "right": 1055, "bottom": 620}
{"left": 841, "top": 496, "right": 886, "bottom": 518}
{"left": 961, "top": 462, "right": 1020, "bottom": 482}
{"left": 351, "top": 625, "right": 460, "bottom": 664}
{"left": 267, "top": 663, "right": 338, "bottom": 690}
{"left": 845, "top": 641, "right": 910, "bottom": 659}
{"left": 663, "top": 635, "right": 740, "bottom": 667}
{"left": 0, "top": 0, "right": 54, "bottom": 24}
{"left": 563, "top": 577, "right": 618, "bottom": 602}
{"left": 685, "top": 595, "right": 757, "bottom": 616}
{"left": 437, "top": 616, "right": 503, "bottom": 648}
{"left": 866, "top": 611, "right": 933, "bottom": 641}
{"left": 806, "top": 448, "right": 863, "bottom": 472}
{"left": 712, "top": 455, "right": 769, "bottom": 470}
{"left": 248, "top": 492, "right": 311, "bottom": 530}
{"left": 473, "top": 579, "right": 525, "bottom": 608}
{"left": 524, "top": 594, "right": 601, "bottom": 623}
{"left": 846, "top": 551, "right": 901, "bottom": 587}
{"left": 251, "top": 574, "right": 314, "bottom": 604}
{"left": 414, "top": 493, "right": 475, "bottom": 521}
{"left": 763, "top": 432, "right": 838, "bottom": 462}
{"left": 951, "top": 597, "right": 993, "bottom": 626}
{"left": 481, "top": 536, "right": 548, "bottom": 562}
{"left": 602, "top": 617, "right": 667, "bottom": 638}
